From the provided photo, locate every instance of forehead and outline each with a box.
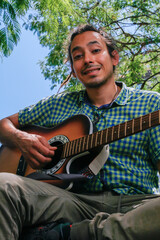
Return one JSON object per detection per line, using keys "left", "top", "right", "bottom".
{"left": 70, "top": 31, "right": 106, "bottom": 53}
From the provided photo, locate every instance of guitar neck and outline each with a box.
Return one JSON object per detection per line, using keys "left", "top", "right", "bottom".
{"left": 60, "top": 110, "right": 160, "bottom": 159}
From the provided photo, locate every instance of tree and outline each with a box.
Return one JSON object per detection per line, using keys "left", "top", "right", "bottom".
{"left": 0, "top": 0, "right": 30, "bottom": 57}
{"left": 1, "top": 0, "right": 159, "bottom": 92}
{"left": 24, "top": 0, "right": 160, "bottom": 92}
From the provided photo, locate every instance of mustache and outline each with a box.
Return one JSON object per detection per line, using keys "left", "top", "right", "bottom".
{"left": 82, "top": 64, "right": 101, "bottom": 73}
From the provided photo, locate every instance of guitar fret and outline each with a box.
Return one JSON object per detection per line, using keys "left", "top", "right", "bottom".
{"left": 65, "top": 142, "right": 70, "bottom": 158}
{"left": 113, "top": 125, "right": 119, "bottom": 141}
{"left": 95, "top": 131, "right": 99, "bottom": 147}
{"left": 111, "top": 126, "right": 114, "bottom": 141}
{"left": 67, "top": 141, "right": 72, "bottom": 157}
{"left": 132, "top": 119, "right": 134, "bottom": 134}
{"left": 124, "top": 122, "right": 127, "bottom": 136}
{"left": 97, "top": 131, "right": 102, "bottom": 146}
{"left": 73, "top": 139, "right": 78, "bottom": 155}
{"left": 95, "top": 132, "right": 98, "bottom": 146}
{"left": 100, "top": 130, "right": 103, "bottom": 145}
{"left": 117, "top": 124, "right": 120, "bottom": 139}
{"left": 68, "top": 141, "right": 73, "bottom": 157}
{"left": 107, "top": 127, "right": 112, "bottom": 143}
{"left": 85, "top": 135, "right": 89, "bottom": 150}
{"left": 82, "top": 136, "right": 86, "bottom": 152}
{"left": 76, "top": 138, "right": 81, "bottom": 154}
{"left": 67, "top": 141, "right": 71, "bottom": 157}
{"left": 126, "top": 120, "right": 132, "bottom": 136}
{"left": 105, "top": 128, "right": 108, "bottom": 144}
{"left": 93, "top": 131, "right": 100, "bottom": 147}
{"left": 71, "top": 140, "right": 76, "bottom": 156}
{"left": 119, "top": 122, "right": 126, "bottom": 139}
{"left": 134, "top": 117, "right": 140, "bottom": 133}
{"left": 102, "top": 128, "right": 108, "bottom": 146}
{"left": 77, "top": 138, "right": 82, "bottom": 154}
{"left": 87, "top": 135, "right": 90, "bottom": 149}
{"left": 78, "top": 138, "right": 81, "bottom": 155}
{"left": 91, "top": 132, "right": 95, "bottom": 148}
{"left": 71, "top": 139, "right": 76, "bottom": 156}
{"left": 90, "top": 133, "right": 94, "bottom": 149}
{"left": 142, "top": 115, "right": 149, "bottom": 130}
{"left": 151, "top": 111, "right": 159, "bottom": 126}
{"left": 149, "top": 113, "right": 151, "bottom": 128}
{"left": 78, "top": 138, "right": 84, "bottom": 152}
{"left": 77, "top": 138, "right": 81, "bottom": 154}
{"left": 140, "top": 116, "right": 142, "bottom": 131}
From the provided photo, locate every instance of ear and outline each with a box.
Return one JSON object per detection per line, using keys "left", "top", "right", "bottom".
{"left": 111, "top": 50, "right": 119, "bottom": 66}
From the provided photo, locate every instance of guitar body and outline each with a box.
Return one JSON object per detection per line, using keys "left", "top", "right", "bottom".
{"left": 0, "top": 115, "right": 93, "bottom": 178}
{"left": 0, "top": 110, "right": 159, "bottom": 189}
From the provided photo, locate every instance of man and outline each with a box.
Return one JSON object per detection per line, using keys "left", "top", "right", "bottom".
{"left": 0, "top": 24, "right": 160, "bottom": 240}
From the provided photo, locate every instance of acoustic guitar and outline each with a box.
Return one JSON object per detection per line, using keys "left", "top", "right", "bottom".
{"left": 0, "top": 111, "right": 159, "bottom": 190}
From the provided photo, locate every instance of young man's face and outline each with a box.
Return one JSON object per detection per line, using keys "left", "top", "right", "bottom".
{"left": 70, "top": 31, "right": 119, "bottom": 89}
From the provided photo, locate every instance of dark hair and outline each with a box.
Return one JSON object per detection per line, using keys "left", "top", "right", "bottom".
{"left": 67, "top": 24, "right": 118, "bottom": 71}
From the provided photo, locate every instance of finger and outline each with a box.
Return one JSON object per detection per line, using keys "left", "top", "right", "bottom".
{"left": 22, "top": 152, "right": 42, "bottom": 169}
{"left": 27, "top": 152, "right": 54, "bottom": 169}
{"left": 38, "top": 137, "right": 57, "bottom": 155}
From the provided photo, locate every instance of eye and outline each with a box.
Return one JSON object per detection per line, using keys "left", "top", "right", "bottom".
{"left": 73, "top": 54, "right": 83, "bottom": 61}
{"left": 92, "top": 49, "right": 101, "bottom": 53}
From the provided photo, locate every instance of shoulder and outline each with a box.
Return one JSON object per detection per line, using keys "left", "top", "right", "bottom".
{"left": 129, "top": 87, "right": 159, "bottom": 103}
{"left": 49, "top": 90, "right": 85, "bottom": 106}
{"left": 117, "top": 82, "right": 160, "bottom": 113}
{"left": 54, "top": 90, "right": 84, "bottom": 100}
{"left": 121, "top": 82, "right": 160, "bottom": 103}
{"left": 28, "top": 90, "right": 84, "bottom": 108}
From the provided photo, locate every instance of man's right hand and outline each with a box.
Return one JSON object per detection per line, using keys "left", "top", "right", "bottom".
{"left": 15, "top": 130, "right": 57, "bottom": 169}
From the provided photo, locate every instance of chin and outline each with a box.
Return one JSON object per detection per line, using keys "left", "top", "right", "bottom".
{"left": 85, "top": 78, "right": 108, "bottom": 89}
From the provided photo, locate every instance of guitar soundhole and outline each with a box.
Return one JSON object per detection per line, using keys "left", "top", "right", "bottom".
{"left": 43, "top": 141, "right": 63, "bottom": 170}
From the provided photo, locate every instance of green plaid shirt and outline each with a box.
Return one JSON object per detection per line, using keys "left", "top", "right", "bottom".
{"left": 19, "top": 82, "right": 160, "bottom": 195}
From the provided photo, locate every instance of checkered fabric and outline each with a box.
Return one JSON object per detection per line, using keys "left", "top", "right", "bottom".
{"left": 19, "top": 82, "right": 160, "bottom": 194}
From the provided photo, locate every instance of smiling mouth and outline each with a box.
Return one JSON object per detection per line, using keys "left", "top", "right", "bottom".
{"left": 82, "top": 67, "right": 101, "bottom": 75}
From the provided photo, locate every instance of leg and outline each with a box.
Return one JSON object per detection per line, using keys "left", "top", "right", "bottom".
{"left": 71, "top": 194, "right": 160, "bottom": 240}
{"left": 0, "top": 173, "right": 105, "bottom": 240}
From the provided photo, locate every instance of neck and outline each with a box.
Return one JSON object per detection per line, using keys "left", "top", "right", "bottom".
{"left": 86, "top": 81, "right": 120, "bottom": 107}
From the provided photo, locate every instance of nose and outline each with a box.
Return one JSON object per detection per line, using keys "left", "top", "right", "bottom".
{"left": 84, "top": 51, "right": 94, "bottom": 65}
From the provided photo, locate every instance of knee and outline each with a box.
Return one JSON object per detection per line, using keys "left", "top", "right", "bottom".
{"left": 0, "top": 172, "right": 21, "bottom": 183}
{"left": 0, "top": 172, "right": 23, "bottom": 194}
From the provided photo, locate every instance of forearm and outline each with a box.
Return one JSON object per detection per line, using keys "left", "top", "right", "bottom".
{"left": 0, "top": 117, "right": 22, "bottom": 147}
{"left": 0, "top": 113, "right": 56, "bottom": 169}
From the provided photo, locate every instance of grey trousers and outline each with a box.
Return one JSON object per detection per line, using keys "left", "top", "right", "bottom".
{"left": 0, "top": 172, "right": 160, "bottom": 240}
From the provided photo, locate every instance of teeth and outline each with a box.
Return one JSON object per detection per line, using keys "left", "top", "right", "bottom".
{"left": 85, "top": 68, "right": 100, "bottom": 74}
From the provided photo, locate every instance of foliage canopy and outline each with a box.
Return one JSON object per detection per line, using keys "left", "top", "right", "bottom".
{"left": 1, "top": 0, "right": 160, "bottom": 92}
{"left": 0, "top": 0, "right": 30, "bottom": 57}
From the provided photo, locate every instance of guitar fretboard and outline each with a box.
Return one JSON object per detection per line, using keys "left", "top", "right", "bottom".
{"left": 60, "top": 110, "right": 160, "bottom": 159}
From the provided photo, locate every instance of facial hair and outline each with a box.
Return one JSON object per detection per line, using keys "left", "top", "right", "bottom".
{"left": 83, "top": 71, "right": 114, "bottom": 89}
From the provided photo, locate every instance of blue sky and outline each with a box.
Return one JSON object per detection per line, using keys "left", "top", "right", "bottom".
{"left": 0, "top": 27, "right": 57, "bottom": 120}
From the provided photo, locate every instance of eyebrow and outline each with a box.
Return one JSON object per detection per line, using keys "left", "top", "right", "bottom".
{"left": 71, "top": 40, "right": 101, "bottom": 54}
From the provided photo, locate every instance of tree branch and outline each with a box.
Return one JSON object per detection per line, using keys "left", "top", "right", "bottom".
{"left": 141, "top": 71, "right": 160, "bottom": 89}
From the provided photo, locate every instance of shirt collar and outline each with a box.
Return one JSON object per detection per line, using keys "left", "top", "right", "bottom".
{"left": 78, "top": 81, "right": 129, "bottom": 108}
{"left": 114, "top": 81, "right": 129, "bottom": 106}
